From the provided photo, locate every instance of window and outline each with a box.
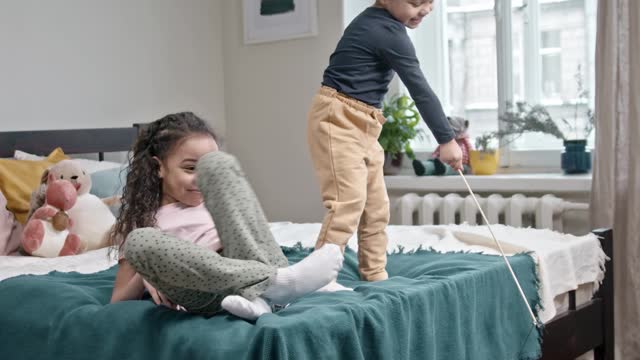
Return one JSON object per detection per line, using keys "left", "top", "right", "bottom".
{"left": 541, "top": 30, "right": 562, "bottom": 99}
{"left": 508, "top": 0, "right": 596, "bottom": 151}
{"left": 343, "top": 0, "right": 598, "bottom": 168}
{"left": 445, "top": 0, "right": 499, "bottom": 149}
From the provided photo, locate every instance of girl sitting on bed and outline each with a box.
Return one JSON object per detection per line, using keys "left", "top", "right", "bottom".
{"left": 109, "top": 112, "right": 343, "bottom": 320}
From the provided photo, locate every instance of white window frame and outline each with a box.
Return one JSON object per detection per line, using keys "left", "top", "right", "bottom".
{"left": 406, "top": 0, "right": 596, "bottom": 171}
{"left": 341, "top": 0, "right": 596, "bottom": 171}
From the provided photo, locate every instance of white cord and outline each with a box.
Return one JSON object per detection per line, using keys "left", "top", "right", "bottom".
{"left": 457, "top": 169, "right": 539, "bottom": 326}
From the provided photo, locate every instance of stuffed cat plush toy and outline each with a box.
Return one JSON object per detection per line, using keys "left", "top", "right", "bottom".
{"left": 23, "top": 160, "right": 117, "bottom": 256}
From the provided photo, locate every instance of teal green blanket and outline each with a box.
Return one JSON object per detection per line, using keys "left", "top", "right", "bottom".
{"left": 0, "top": 246, "right": 541, "bottom": 360}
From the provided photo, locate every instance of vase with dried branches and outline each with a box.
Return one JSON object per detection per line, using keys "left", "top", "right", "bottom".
{"left": 474, "top": 65, "right": 595, "bottom": 174}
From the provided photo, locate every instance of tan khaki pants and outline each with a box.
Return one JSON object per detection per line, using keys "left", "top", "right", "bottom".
{"left": 307, "top": 86, "right": 389, "bottom": 281}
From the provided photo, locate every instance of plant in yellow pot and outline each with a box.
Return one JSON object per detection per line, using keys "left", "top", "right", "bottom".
{"left": 470, "top": 133, "right": 500, "bottom": 175}
{"left": 470, "top": 99, "right": 569, "bottom": 175}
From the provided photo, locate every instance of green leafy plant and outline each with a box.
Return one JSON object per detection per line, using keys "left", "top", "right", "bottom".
{"left": 379, "top": 94, "right": 425, "bottom": 160}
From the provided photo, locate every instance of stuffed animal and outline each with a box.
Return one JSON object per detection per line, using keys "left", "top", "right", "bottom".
{"left": 22, "top": 176, "right": 82, "bottom": 257}
{"left": 413, "top": 116, "right": 473, "bottom": 176}
{"left": 24, "top": 159, "right": 116, "bottom": 256}
{"left": 28, "top": 160, "right": 119, "bottom": 219}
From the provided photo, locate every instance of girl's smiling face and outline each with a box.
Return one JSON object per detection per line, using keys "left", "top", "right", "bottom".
{"left": 157, "top": 134, "right": 218, "bottom": 206}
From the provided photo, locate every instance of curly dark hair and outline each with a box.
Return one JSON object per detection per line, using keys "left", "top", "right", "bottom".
{"left": 109, "top": 112, "right": 217, "bottom": 252}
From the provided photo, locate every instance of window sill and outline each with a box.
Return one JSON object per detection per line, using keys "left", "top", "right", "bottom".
{"left": 385, "top": 172, "right": 592, "bottom": 194}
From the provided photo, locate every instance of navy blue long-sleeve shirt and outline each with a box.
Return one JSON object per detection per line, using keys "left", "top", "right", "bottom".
{"left": 322, "top": 7, "right": 454, "bottom": 144}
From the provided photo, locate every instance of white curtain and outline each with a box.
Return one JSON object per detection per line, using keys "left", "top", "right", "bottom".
{"left": 590, "top": 0, "right": 640, "bottom": 358}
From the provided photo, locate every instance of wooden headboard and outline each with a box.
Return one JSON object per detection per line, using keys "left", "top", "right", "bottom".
{"left": 0, "top": 125, "right": 142, "bottom": 160}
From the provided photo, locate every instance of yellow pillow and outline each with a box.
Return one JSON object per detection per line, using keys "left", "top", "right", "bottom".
{"left": 0, "top": 148, "right": 67, "bottom": 224}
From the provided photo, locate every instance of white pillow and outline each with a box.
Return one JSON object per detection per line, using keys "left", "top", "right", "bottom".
{"left": 0, "top": 190, "right": 21, "bottom": 255}
{"left": 13, "top": 150, "right": 44, "bottom": 161}
{"left": 13, "top": 150, "right": 123, "bottom": 174}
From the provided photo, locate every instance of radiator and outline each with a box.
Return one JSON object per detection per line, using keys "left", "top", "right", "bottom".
{"left": 394, "top": 193, "right": 589, "bottom": 231}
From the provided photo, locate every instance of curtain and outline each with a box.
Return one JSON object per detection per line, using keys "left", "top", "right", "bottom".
{"left": 590, "top": 0, "right": 640, "bottom": 358}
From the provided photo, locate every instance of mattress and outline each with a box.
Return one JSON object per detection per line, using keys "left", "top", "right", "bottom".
{"left": 0, "top": 222, "right": 606, "bottom": 324}
{"left": 0, "top": 240, "right": 543, "bottom": 360}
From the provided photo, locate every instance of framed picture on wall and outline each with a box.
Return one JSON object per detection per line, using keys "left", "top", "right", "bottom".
{"left": 243, "top": 0, "right": 318, "bottom": 44}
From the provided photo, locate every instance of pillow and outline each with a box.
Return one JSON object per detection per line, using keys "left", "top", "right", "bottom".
{"left": 73, "top": 158, "right": 123, "bottom": 174}
{"left": 13, "top": 150, "right": 45, "bottom": 161}
{"left": 90, "top": 166, "right": 128, "bottom": 217}
{"left": 14, "top": 150, "right": 122, "bottom": 174}
{"left": 0, "top": 190, "right": 22, "bottom": 255}
{"left": 0, "top": 148, "right": 67, "bottom": 224}
{"left": 90, "top": 166, "right": 128, "bottom": 199}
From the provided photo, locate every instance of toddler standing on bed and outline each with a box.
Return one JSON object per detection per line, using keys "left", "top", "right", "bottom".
{"left": 307, "top": 0, "right": 463, "bottom": 283}
{"left": 109, "top": 112, "right": 343, "bottom": 320}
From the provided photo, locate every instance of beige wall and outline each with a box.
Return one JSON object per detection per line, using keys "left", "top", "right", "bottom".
{"left": 221, "top": 0, "right": 343, "bottom": 222}
{"left": 0, "top": 0, "right": 226, "bottom": 135}
{"left": 1, "top": 0, "right": 340, "bottom": 222}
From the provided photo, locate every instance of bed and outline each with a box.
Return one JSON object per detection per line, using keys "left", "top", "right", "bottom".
{"left": 0, "top": 125, "right": 614, "bottom": 360}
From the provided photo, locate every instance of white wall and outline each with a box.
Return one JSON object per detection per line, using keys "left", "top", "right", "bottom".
{"left": 221, "top": 0, "right": 344, "bottom": 222}
{"left": 1, "top": 0, "right": 339, "bottom": 222}
{"left": 343, "top": 0, "right": 372, "bottom": 24}
{"left": 0, "top": 0, "right": 226, "bottom": 135}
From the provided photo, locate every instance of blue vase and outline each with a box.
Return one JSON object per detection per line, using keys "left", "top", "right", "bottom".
{"left": 561, "top": 139, "right": 591, "bottom": 174}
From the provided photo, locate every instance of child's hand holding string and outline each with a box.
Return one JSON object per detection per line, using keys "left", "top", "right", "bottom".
{"left": 438, "top": 138, "right": 463, "bottom": 171}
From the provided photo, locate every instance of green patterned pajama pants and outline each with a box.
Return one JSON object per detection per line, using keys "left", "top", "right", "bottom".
{"left": 124, "top": 151, "right": 289, "bottom": 316}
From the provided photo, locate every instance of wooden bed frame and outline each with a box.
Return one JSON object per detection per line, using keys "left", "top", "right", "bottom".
{"left": 541, "top": 228, "right": 614, "bottom": 360}
{"left": 0, "top": 126, "right": 141, "bottom": 159}
{"left": 0, "top": 126, "right": 614, "bottom": 360}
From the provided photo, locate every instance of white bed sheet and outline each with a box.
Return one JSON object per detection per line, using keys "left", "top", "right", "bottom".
{"left": 0, "top": 222, "right": 606, "bottom": 323}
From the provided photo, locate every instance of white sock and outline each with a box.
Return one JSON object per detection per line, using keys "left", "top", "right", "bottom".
{"left": 221, "top": 295, "right": 272, "bottom": 321}
{"left": 316, "top": 280, "right": 354, "bottom": 292}
{"left": 263, "top": 243, "right": 343, "bottom": 305}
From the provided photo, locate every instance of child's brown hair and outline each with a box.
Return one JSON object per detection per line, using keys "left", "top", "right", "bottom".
{"left": 109, "top": 112, "right": 217, "bottom": 251}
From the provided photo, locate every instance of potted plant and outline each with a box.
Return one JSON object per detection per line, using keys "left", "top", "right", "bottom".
{"left": 379, "top": 94, "right": 425, "bottom": 175}
{"left": 471, "top": 102, "right": 566, "bottom": 175}
{"left": 558, "top": 67, "right": 595, "bottom": 174}
{"left": 498, "top": 66, "right": 595, "bottom": 174}
{"left": 469, "top": 66, "right": 594, "bottom": 175}
{"left": 559, "top": 110, "right": 594, "bottom": 174}
{"left": 499, "top": 102, "right": 594, "bottom": 174}
{"left": 470, "top": 133, "right": 501, "bottom": 175}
